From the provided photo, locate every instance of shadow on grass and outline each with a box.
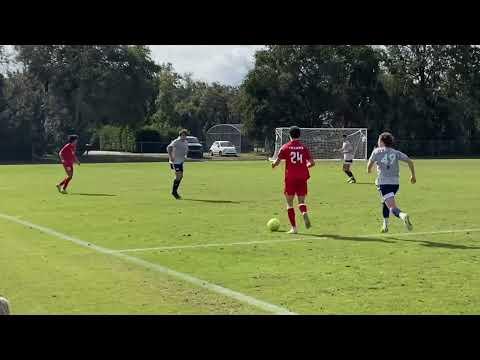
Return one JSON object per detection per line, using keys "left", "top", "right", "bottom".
{"left": 297, "top": 233, "right": 396, "bottom": 244}
{"left": 297, "top": 232, "right": 480, "bottom": 250}
{"left": 70, "top": 193, "right": 117, "bottom": 197}
{"left": 182, "top": 198, "right": 241, "bottom": 204}
{"left": 388, "top": 237, "right": 480, "bottom": 250}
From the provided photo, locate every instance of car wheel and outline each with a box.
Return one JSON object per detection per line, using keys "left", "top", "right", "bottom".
{"left": 210, "top": 151, "right": 214, "bottom": 157}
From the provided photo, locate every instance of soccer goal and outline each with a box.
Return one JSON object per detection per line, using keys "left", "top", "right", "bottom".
{"left": 271, "top": 128, "right": 368, "bottom": 161}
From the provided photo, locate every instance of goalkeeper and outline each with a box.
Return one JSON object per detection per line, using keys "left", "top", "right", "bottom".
{"left": 335, "top": 134, "right": 356, "bottom": 183}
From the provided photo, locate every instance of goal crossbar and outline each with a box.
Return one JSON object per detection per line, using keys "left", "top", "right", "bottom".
{"left": 271, "top": 127, "right": 368, "bottom": 161}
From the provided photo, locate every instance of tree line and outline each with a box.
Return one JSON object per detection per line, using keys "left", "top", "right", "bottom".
{"left": 1, "top": 45, "right": 480, "bottom": 161}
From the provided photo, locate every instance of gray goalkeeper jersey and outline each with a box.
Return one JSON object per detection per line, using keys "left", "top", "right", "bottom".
{"left": 369, "top": 147, "right": 410, "bottom": 185}
{"left": 341, "top": 141, "right": 354, "bottom": 160}
{"left": 167, "top": 137, "right": 189, "bottom": 164}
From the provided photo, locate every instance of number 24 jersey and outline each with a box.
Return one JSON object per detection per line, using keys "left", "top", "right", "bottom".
{"left": 278, "top": 140, "right": 313, "bottom": 181}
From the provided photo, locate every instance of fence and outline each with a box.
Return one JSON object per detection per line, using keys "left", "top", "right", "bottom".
{"left": 135, "top": 141, "right": 208, "bottom": 154}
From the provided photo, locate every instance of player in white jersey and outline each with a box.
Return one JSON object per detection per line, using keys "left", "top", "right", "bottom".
{"left": 167, "top": 129, "right": 189, "bottom": 199}
{"left": 335, "top": 135, "right": 356, "bottom": 183}
{"left": 367, "top": 132, "right": 416, "bottom": 233}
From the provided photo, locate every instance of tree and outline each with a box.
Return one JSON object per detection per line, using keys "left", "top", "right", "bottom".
{"left": 240, "top": 45, "right": 387, "bottom": 143}
{"left": 14, "top": 45, "right": 161, "bottom": 154}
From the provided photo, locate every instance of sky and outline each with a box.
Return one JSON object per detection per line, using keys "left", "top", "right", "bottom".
{"left": 148, "top": 45, "right": 265, "bottom": 86}
{"left": 1, "top": 45, "right": 266, "bottom": 85}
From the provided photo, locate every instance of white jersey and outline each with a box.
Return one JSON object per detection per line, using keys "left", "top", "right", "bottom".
{"left": 369, "top": 147, "right": 410, "bottom": 185}
{"left": 341, "top": 141, "right": 354, "bottom": 161}
{"left": 167, "top": 137, "right": 188, "bottom": 164}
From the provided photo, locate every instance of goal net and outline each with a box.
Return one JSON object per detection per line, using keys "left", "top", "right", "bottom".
{"left": 271, "top": 128, "right": 368, "bottom": 161}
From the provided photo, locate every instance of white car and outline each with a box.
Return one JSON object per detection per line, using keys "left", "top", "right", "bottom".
{"left": 209, "top": 141, "right": 238, "bottom": 157}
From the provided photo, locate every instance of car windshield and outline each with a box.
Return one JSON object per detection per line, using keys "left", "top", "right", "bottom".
{"left": 187, "top": 137, "right": 199, "bottom": 143}
{"left": 219, "top": 141, "right": 233, "bottom": 147}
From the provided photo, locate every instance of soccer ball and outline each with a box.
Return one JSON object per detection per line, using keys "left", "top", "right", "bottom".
{"left": 267, "top": 218, "right": 280, "bottom": 232}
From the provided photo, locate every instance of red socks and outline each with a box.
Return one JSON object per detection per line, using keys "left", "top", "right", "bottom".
{"left": 63, "top": 177, "right": 72, "bottom": 190}
{"left": 287, "top": 207, "right": 296, "bottom": 227}
{"left": 58, "top": 178, "right": 67, "bottom": 186}
{"left": 299, "top": 204, "right": 307, "bottom": 214}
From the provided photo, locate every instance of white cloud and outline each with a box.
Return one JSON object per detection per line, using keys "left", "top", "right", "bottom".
{"left": 148, "top": 45, "right": 265, "bottom": 86}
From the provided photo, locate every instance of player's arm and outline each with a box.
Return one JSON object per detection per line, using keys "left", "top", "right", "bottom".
{"left": 399, "top": 152, "right": 416, "bottom": 184}
{"left": 59, "top": 145, "right": 66, "bottom": 163}
{"left": 74, "top": 149, "right": 80, "bottom": 165}
{"left": 166, "top": 141, "right": 175, "bottom": 163}
{"left": 405, "top": 159, "right": 416, "bottom": 184}
{"left": 272, "top": 146, "right": 286, "bottom": 169}
{"left": 271, "top": 157, "right": 282, "bottom": 169}
{"left": 367, "top": 150, "right": 377, "bottom": 173}
{"left": 306, "top": 148, "right": 315, "bottom": 168}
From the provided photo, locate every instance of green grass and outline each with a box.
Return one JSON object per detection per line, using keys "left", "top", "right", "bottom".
{"left": 1, "top": 159, "right": 480, "bottom": 314}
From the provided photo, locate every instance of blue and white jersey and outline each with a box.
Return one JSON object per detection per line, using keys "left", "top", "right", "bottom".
{"left": 167, "top": 137, "right": 188, "bottom": 164}
{"left": 369, "top": 147, "right": 410, "bottom": 185}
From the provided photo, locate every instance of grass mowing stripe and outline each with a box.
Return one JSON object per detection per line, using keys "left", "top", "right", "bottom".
{"left": 0, "top": 212, "right": 297, "bottom": 315}
{"left": 112, "top": 228, "right": 480, "bottom": 253}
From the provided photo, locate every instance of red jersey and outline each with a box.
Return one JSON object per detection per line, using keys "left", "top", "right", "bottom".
{"left": 59, "top": 143, "right": 76, "bottom": 165}
{"left": 278, "top": 139, "right": 312, "bottom": 181}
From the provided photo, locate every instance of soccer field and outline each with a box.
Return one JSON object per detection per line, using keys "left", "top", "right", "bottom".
{"left": 1, "top": 159, "right": 480, "bottom": 314}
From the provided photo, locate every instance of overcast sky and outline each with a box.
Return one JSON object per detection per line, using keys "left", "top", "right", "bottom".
{"left": 1, "top": 45, "right": 266, "bottom": 85}
{"left": 148, "top": 45, "right": 265, "bottom": 86}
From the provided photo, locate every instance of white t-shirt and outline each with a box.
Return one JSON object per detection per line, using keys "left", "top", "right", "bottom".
{"left": 167, "top": 137, "right": 188, "bottom": 164}
{"left": 341, "top": 141, "right": 354, "bottom": 161}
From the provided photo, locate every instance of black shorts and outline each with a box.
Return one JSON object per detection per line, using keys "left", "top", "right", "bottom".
{"left": 377, "top": 184, "right": 399, "bottom": 202}
{"left": 171, "top": 163, "right": 184, "bottom": 172}
{"left": 343, "top": 159, "right": 353, "bottom": 164}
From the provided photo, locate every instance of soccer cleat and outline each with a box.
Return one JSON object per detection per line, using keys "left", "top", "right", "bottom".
{"left": 380, "top": 225, "right": 389, "bottom": 233}
{"left": 403, "top": 214, "right": 413, "bottom": 231}
{"left": 287, "top": 227, "right": 298, "bottom": 234}
{"left": 302, "top": 212, "right": 311, "bottom": 229}
{"left": 172, "top": 192, "right": 181, "bottom": 200}
{"left": 56, "top": 184, "right": 62, "bottom": 193}
{"left": 61, "top": 189, "right": 68, "bottom": 194}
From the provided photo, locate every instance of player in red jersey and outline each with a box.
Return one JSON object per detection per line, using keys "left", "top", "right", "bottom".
{"left": 271, "top": 126, "right": 315, "bottom": 234}
{"left": 56, "top": 135, "right": 80, "bottom": 194}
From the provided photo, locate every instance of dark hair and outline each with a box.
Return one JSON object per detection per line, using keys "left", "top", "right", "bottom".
{"left": 342, "top": 134, "right": 347, "bottom": 139}
{"left": 379, "top": 132, "right": 394, "bottom": 147}
{"left": 179, "top": 129, "right": 189, "bottom": 136}
{"left": 289, "top": 126, "right": 301, "bottom": 139}
{"left": 68, "top": 134, "right": 79, "bottom": 143}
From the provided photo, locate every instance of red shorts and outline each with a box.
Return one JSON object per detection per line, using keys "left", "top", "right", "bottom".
{"left": 63, "top": 163, "right": 74, "bottom": 173}
{"left": 284, "top": 178, "right": 308, "bottom": 196}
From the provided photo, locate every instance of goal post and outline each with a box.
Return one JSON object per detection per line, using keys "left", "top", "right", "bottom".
{"left": 270, "top": 128, "right": 368, "bottom": 161}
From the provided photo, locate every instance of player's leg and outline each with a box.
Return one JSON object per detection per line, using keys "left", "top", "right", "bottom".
{"left": 381, "top": 202, "right": 390, "bottom": 233}
{"left": 344, "top": 162, "right": 356, "bottom": 183}
{"left": 172, "top": 163, "right": 183, "bottom": 199}
{"left": 297, "top": 182, "right": 311, "bottom": 229}
{"left": 284, "top": 181, "right": 297, "bottom": 234}
{"left": 58, "top": 165, "right": 73, "bottom": 193}
{"left": 377, "top": 185, "right": 390, "bottom": 232}
{"left": 342, "top": 163, "right": 350, "bottom": 181}
{"left": 382, "top": 186, "right": 412, "bottom": 231}
{"left": 57, "top": 165, "right": 68, "bottom": 192}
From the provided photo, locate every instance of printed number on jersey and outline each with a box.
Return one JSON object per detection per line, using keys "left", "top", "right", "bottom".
{"left": 380, "top": 153, "right": 396, "bottom": 165}
{"left": 290, "top": 151, "right": 303, "bottom": 164}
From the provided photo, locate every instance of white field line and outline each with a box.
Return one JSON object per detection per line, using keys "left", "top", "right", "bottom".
{"left": 0, "top": 213, "right": 297, "bottom": 315}
{"left": 113, "top": 228, "right": 480, "bottom": 253}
